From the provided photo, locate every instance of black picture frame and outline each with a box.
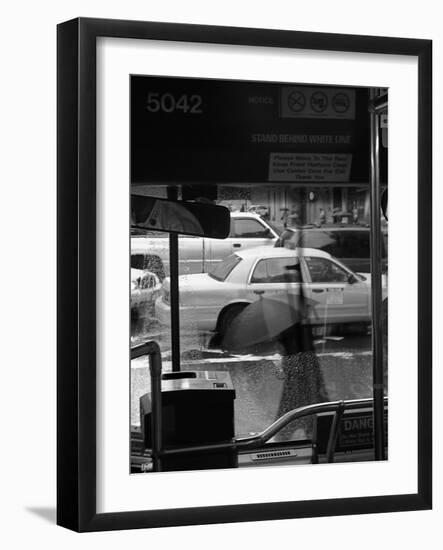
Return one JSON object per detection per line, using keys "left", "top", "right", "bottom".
{"left": 57, "top": 17, "right": 432, "bottom": 532}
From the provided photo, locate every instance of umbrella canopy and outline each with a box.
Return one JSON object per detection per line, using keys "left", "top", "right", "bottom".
{"left": 222, "top": 296, "right": 317, "bottom": 352}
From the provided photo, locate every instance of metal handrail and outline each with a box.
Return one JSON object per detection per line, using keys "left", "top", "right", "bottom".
{"left": 132, "top": 340, "right": 388, "bottom": 469}
{"left": 131, "top": 341, "right": 163, "bottom": 471}
{"left": 238, "top": 396, "right": 387, "bottom": 449}
{"left": 368, "top": 93, "right": 388, "bottom": 114}
{"left": 157, "top": 397, "right": 388, "bottom": 460}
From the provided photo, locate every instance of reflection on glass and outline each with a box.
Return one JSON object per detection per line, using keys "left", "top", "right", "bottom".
{"left": 131, "top": 195, "right": 230, "bottom": 238}
{"left": 131, "top": 183, "right": 387, "bottom": 455}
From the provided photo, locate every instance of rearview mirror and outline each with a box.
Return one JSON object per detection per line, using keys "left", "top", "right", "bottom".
{"left": 131, "top": 195, "right": 231, "bottom": 239}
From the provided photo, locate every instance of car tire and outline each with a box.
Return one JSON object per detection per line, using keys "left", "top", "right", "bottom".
{"left": 217, "top": 304, "right": 248, "bottom": 339}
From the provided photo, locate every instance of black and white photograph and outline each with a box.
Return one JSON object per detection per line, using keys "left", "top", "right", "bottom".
{"left": 2, "top": 0, "right": 439, "bottom": 543}
{"left": 52, "top": 14, "right": 432, "bottom": 533}
{"left": 129, "top": 77, "right": 389, "bottom": 474}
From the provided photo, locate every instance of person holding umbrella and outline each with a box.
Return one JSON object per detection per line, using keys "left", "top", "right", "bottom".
{"left": 222, "top": 263, "right": 327, "bottom": 441}
{"left": 274, "top": 322, "right": 327, "bottom": 440}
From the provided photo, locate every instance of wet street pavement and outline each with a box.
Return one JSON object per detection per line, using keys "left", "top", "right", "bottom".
{"left": 130, "top": 314, "right": 374, "bottom": 439}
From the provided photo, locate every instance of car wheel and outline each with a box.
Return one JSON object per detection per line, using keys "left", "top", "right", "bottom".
{"left": 217, "top": 304, "right": 247, "bottom": 338}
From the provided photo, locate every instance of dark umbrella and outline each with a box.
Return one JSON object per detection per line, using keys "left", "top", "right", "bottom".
{"left": 222, "top": 295, "right": 326, "bottom": 441}
{"left": 222, "top": 296, "right": 317, "bottom": 352}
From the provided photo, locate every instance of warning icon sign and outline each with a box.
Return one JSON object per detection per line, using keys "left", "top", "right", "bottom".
{"left": 332, "top": 92, "right": 351, "bottom": 114}
{"left": 287, "top": 90, "right": 306, "bottom": 113}
{"left": 280, "top": 86, "right": 355, "bottom": 119}
{"left": 310, "top": 91, "right": 328, "bottom": 113}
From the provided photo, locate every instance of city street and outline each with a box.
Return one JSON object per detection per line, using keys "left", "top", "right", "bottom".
{"left": 131, "top": 314, "right": 374, "bottom": 438}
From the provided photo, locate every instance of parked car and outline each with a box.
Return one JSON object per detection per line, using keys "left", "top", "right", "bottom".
{"left": 131, "top": 268, "right": 162, "bottom": 318}
{"left": 274, "top": 224, "right": 388, "bottom": 273}
{"left": 131, "top": 211, "right": 280, "bottom": 279}
{"left": 155, "top": 247, "right": 387, "bottom": 336}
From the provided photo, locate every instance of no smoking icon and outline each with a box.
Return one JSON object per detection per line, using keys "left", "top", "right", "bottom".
{"left": 288, "top": 91, "right": 306, "bottom": 113}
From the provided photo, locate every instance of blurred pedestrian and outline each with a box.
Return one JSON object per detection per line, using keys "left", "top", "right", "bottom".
{"left": 274, "top": 323, "right": 327, "bottom": 441}
{"left": 352, "top": 203, "right": 359, "bottom": 224}
{"left": 287, "top": 209, "right": 300, "bottom": 227}
{"left": 280, "top": 208, "right": 289, "bottom": 228}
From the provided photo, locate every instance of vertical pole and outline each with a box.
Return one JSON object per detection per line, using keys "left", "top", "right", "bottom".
{"left": 369, "top": 89, "right": 386, "bottom": 460}
{"left": 167, "top": 186, "right": 181, "bottom": 372}
{"left": 149, "top": 343, "right": 163, "bottom": 472}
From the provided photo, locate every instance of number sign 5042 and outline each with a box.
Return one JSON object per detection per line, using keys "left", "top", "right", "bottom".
{"left": 146, "top": 92, "right": 203, "bottom": 114}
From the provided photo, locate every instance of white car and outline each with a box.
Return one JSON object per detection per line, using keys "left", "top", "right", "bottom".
{"left": 131, "top": 268, "right": 162, "bottom": 317}
{"left": 155, "top": 247, "right": 387, "bottom": 334}
{"left": 131, "top": 211, "right": 280, "bottom": 278}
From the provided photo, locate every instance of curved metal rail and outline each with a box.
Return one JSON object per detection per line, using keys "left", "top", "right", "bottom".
{"left": 160, "top": 396, "right": 388, "bottom": 463}
{"left": 132, "top": 340, "right": 388, "bottom": 470}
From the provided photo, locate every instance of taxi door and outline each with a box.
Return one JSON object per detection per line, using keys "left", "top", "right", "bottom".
{"left": 301, "top": 256, "right": 370, "bottom": 324}
{"left": 245, "top": 256, "right": 307, "bottom": 307}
